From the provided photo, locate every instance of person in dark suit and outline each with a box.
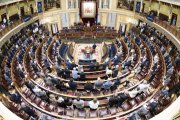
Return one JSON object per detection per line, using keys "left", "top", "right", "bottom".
{"left": 64, "top": 97, "right": 73, "bottom": 108}
{"left": 68, "top": 79, "right": 77, "bottom": 91}
{"left": 108, "top": 95, "right": 119, "bottom": 107}
{"left": 21, "top": 102, "right": 36, "bottom": 117}
{"left": 84, "top": 82, "right": 94, "bottom": 92}
{"left": 148, "top": 99, "right": 158, "bottom": 115}
{"left": 79, "top": 72, "right": 85, "bottom": 80}
{"left": 55, "top": 66, "right": 63, "bottom": 77}
{"left": 92, "top": 43, "right": 97, "bottom": 49}
{"left": 117, "top": 92, "right": 128, "bottom": 106}
{"left": 9, "top": 92, "right": 21, "bottom": 104}
{"left": 25, "top": 80, "right": 35, "bottom": 90}
{"left": 55, "top": 81, "right": 67, "bottom": 91}
{"left": 112, "top": 65, "right": 119, "bottom": 78}
{"left": 63, "top": 68, "right": 71, "bottom": 79}
{"left": 66, "top": 60, "right": 72, "bottom": 70}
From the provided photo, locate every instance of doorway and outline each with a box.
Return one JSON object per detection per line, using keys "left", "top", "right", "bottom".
{"left": 20, "top": 7, "right": 25, "bottom": 17}
{"left": 119, "top": 23, "right": 127, "bottom": 35}
{"left": 1, "top": 13, "right": 7, "bottom": 23}
{"left": 30, "top": 4, "right": 34, "bottom": 14}
{"left": 171, "top": 13, "right": 177, "bottom": 26}
{"left": 51, "top": 23, "right": 58, "bottom": 34}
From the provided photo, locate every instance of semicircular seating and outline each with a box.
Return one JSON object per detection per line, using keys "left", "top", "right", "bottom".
{"left": 0, "top": 21, "right": 179, "bottom": 120}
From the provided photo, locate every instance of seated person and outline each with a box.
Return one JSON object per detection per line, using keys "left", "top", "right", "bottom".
{"left": 118, "top": 92, "right": 129, "bottom": 106}
{"left": 108, "top": 94, "right": 119, "bottom": 107}
{"left": 88, "top": 98, "right": 99, "bottom": 110}
{"left": 160, "top": 87, "right": 169, "bottom": 97}
{"left": 137, "top": 104, "right": 149, "bottom": 118}
{"left": 44, "top": 76, "right": 53, "bottom": 86}
{"left": 25, "top": 80, "right": 35, "bottom": 90}
{"left": 148, "top": 98, "right": 158, "bottom": 115}
{"left": 57, "top": 96, "right": 66, "bottom": 108}
{"left": 9, "top": 91, "right": 21, "bottom": 104}
{"left": 72, "top": 67, "right": 80, "bottom": 80}
{"left": 64, "top": 97, "right": 73, "bottom": 108}
{"left": 55, "top": 65, "right": 63, "bottom": 77}
{"left": 68, "top": 79, "right": 77, "bottom": 91}
{"left": 21, "top": 102, "right": 36, "bottom": 117}
{"left": 84, "top": 82, "right": 94, "bottom": 92}
{"left": 63, "top": 68, "right": 71, "bottom": 79}
{"left": 92, "top": 43, "right": 97, "bottom": 49}
{"left": 106, "top": 67, "right": 112, "bottom": 77}
{"left": 55, "top": 81, "right": 68, "bottom": 91}
{"left": 137, "top": 80, "right": 150, "bottom": 94}
{"left": 103, "top": 80, "right": 114, "bottom": 90}
{"left": 73, "top": 96, "right": 85, "bottom": 109}
{"left": 94, "top": 77, "right": 104, "bottom": 90}
{"left": 112, "top": 65, "right": 119, "bottom": 78}
{"left": 32, "top": 86, "right": 48, "bottom": 100}
{"left": 128, "top": 90, "right": 139, "bottom": 98}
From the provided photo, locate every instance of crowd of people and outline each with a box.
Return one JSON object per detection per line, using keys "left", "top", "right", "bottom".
{"left": 0, "top": 19, "right": 179, "bottom": 120}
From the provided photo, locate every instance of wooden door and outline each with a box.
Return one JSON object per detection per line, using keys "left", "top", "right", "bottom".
{"left": 20, "top": 7, "right": 25, "bottom": 17}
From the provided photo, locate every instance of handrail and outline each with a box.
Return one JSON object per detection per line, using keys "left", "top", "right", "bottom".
{"left": 15, "top": 84, "right": 160, "bottom": 120}
{"left": 47, "top": 37, "right": 57, "bottom": 65}
{"left": 135, "top": 14, "right": 180, "bottom": 51}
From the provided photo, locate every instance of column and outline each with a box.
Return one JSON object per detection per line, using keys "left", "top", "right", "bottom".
{"left": 35, "top": 0, "right": 44, "bottom": 13}
{"left": 140, "top": 0, "right": 143, "bottom": 13}
{"left": 97, "top": 13, "right": 100, "bottom": 23}
{"left": 99, "top": 0, "right": 102, "bottom": 9}
{"left": 27, "top": 0, "right": 30, "bottom": 14}
{"left": 133, "top": 0, "right": 137, "bottom": 12}
{"left": 71, "top": 0, "right": 74, "bottom": 8}
{"left": 168, "top": 4, "right": 173, "bottom": 23}
{"left": 157, "top": 1, "right": 160, "bottom": 17}
{"left": 76, "top": 0, "right": 78, "bottom": 8}
{"left": 76, "top": 12, "right": 80, "bottom": 23}
{"left": 17, "top": 2, "right": 21, "bottom": 18}
{"left": 5, "top": 5, "right": 9, "bottom": 22}
{"left": 149, "top": 0, "right": 152, "bottom": 12}
{"left": 47, "top": 23, "right": 52, "bottom": 34}
{"left": 104, "top": 0, "right": 108, "bottom": 8}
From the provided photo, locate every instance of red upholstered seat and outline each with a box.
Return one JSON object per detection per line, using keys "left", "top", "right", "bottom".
{"left": 99, "top": 108, "right": 109, "bottom": 117}
{"left": 39, "top": 101, "right": 47, "bottom": 109}
{"left": 129, "top": 99, "right": 137, "bottom": 107}
{"left": 89, "top": 110, "right": 98, "bottom": 118}
{"left": 46, "top": 103, "right": 55, "bottom": 112}
{"left": 20, "top": 111, "right": 29, "bottom": 120}
{"left": 34, "top": 97, "right": 41, "bottom": 105}
{"left": 29, "top": 94, "right": 36, "bottom": 101}
{"left": 55, "top": 107, "right": 64, "bottom": 115}
{"left": 135, "top": 95, "right": 143, "bottom": 103}
{"left": 109, "top": 107, "right": 117, "bottom": 115}
{"left": 121, "top": 101, "right": 131, "bottom": 111}
{"left": 77, "top": 110, "right": 86, "bottom": 118}
{"left": 65, "top": 108, "right": 74, "bottom": 117}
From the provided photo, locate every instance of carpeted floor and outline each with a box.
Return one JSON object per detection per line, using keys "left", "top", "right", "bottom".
{"left": 74, "top": 43, "right": 102, "bottom": 64}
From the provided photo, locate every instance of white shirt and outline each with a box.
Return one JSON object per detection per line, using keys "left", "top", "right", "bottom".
{"left": 88, "top": 100, "right": 99, "bottom": 109}
{"left": 154, "top": 55, "right": 159, "bottom": 64}
{"left": 57, "top": 97, "right": 64, "bottom": 103}
{"left": 128, "top": 90, "right": 139, "bottom": 98}
{"left": 3, "top": 18, "right": 6, "bottom": 24}
{"left": 138, "top": 83, "right": 150, "bottom": 93}
{"left": 106, "top": 67, "right": 112, "bottom": 75}
{"left": 72, "top": 70, "right": 79, "bottom": 79}
{"left": 33, "top": 86, "right": 46, "bottom": 97}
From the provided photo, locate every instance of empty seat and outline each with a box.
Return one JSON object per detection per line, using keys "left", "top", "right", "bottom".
{"left": 89, "top": 110, "right": 98, "bottom": 118}
{"left": 121, "top": 101, "right": 131, "bottom": 111}
{"left": 77, "top": 110, "right": 86, "bottom": 118}
{"left": 65, "top": 108, "right": 74, "bottom": 117}
{"left": 99, "top": 108, "right": 109, "bottom": 117}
